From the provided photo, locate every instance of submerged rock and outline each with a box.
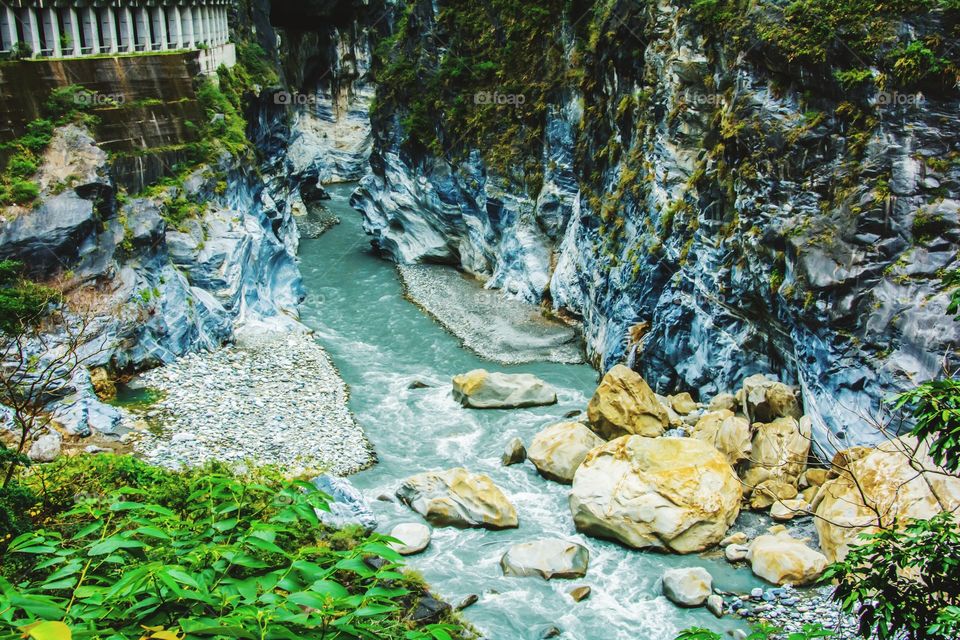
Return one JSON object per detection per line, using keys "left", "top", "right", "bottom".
{"left": 569, "top": 436, "right": 741, "bottom": 553}
{"left": 569, "top": 585, "right": 592, "bottom": 602}
{"left": 500, "top": 539, "right": 590, "bottom": 579}
{"left": 527, "top": 421, "right": 604, "bottom": 483}
{"left": 661, "top": 567, "right": 713, "bottom": 607}
{"left": 397, "top": 467, "right": 519, "bottom": 530}
{"left": 502, "top": 437, "right": 527, "bottom": 466}
{"left": 586, "top": 365, "right": 668, "bottom": 439}
{"left": 452, "top": 369, "right": 557, "bottom": 409}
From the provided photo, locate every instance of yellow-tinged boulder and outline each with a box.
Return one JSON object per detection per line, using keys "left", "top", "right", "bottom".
{"left": 587, "top": 365, "right": 668, "bottom": 439}
{"left": 747, "top": 532, "right": 827, "bottom": 585}
{"left": 670, "top": 392, "right": 699, "bottom": 415}
{"left": 527, "top": 421, "right": 605, "bottom": 484}
{"left": 691, "top": 410, "right": 753, "bottom": 467}
{"left": 569, "top": 436, "right": 741, "bottom": 553}
{"left": 750, "top": 479, "right": 798, "bottom": 510}
{"left": 741, "top": 374, "right": 801, "bottom": 423}
{"left": 814, "top": 437, "right": 960, "bottom": 562}
{"left": 746, "top": 416, "right": 811, "bottom": 489}
{"left": 396, "top": 468, "right": 519, "bottom": 530}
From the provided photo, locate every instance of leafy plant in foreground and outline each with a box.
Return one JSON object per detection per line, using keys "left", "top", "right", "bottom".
{"left": 0, "top": 471, "right": 461, "bottom": 640}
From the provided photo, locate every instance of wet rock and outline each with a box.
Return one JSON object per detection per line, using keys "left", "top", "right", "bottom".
{"left": 387, "top": 522, "right": 431, "bottom": 555}
{"left": 563, "top": 409, "right": 582, "bottom": 419}
{"left": 586, "top": 365, "right": 668, "bottom": 439}
{"left": 706, "top": 594, "right": 724, "bottom": 618}
{"left": 409, "top": 592, "right": 450, "bottom": 624}
{"left": 312, "top": 475, "right": 378, "bottom": 532}
{"left": 570, "top": 436, "right": 741, "bottom": 553}
{"left": 747, "top": 532, "right": 828, "bottom": 586}
{"left": 397, "top": 467, "right": 519, "bottom": 530}
{"left": 452, "top": 369, "right": 557, "bottom": 409}
{"left": 28, "top": 429, "right": 62, "bottom": 462}
{"left": 456, "top": 594, "right": 479, "bottom": 610}
{"left": 542, "top": 626, "right": 561, "bottom": 639}
{"left": 661, "top": 567, "right": 712, "bottom": 607}
{"left": 527, "top": 421, "right": 604, "bottom": 483}
{"left": 569, "top": 585, "right": 591, "bottom": 602}
{"left": 814, "top": 437, "right": 960, "bottom": 562}
{"left": 500, "top": 538, "right": 590, "bottom": 579}
{"left": 502, "top": 437, "right": 527, "bottom": 466}
{"left": 408, "top": 380, "right": 431, "bottom": 389}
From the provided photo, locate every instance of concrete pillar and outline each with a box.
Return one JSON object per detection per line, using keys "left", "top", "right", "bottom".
{"left": 1, "top": 5, "right": 16, "bottom": 53}
{"left": 202, "top": 6, "right": 211, "bottom": 45}
{"left": 102, "top": 8, "right": 117, "bottom": 53}
{"left": 119, "top": 7, "right": 134, "bottom": 52}
{"left": 222, "top": 6, "right": 229, "bottom": 43}
{"left": 68, "top": 7, "right": 82, "bottom": 56}
{"left": 44, "top": 7, "right": 61, "bottom": 57}
{"left": 135, "top": 7, "right": 149, "bottom": 51}
{"left": 24, "top": 7, "right": 42, "bottom": 57}
{"left": 181, "top": 7, "right": 194, "bottom": 47}
{"left": 169, "top": 6, "right": 182, "bottom": 48}
{"left": 155, "top": 6, "right": 168, "bottom": 51}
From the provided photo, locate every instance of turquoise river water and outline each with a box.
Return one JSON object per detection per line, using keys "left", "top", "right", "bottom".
{"left": 297, "top": 184, "right": 762, "bottom": 640}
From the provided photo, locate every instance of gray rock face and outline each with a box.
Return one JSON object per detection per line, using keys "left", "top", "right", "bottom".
{"left": 353, "top": 3, "right": 960, "bottom": 457}
{"left": 312, "top": 474, "right": 378, "bottom": 532}
{"left": 500, "top": 539, "right": 590, "bottom": 580}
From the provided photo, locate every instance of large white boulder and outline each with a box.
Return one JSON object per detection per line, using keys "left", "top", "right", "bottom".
{"left": 387, "top": 522, "right": 432, "bottom": 555}
{"left": 396, "top": 468, "right": 519, "bottom": 530}
{"left": 747, "top": 532, "right": 827, "bottom": 585}
{"left": 661, "top": 567, "right": 713, "bottom": 607}
{"left": 527, "top": 421, "right": 605, "bottom": 483}
{"left": 586, "top": 365, "right": 668, "bottom": 439}
{"left": 452, "top": 369, "right": 557, "bottom": 409}
{"left": 569, "top": 436, "right": 741, "bottom": 553}
{"left": 500, "top": 539, "right": 590, "bottom": 580}
{"left": 814, "top": 437, "right": 960, "bottom": 562}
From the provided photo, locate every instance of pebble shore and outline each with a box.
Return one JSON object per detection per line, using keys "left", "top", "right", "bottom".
{"left": 129, "top": 330, "right": 374, "bottom": 476}
{"left": 724, "top": 585, "right": 862, "bottom": 639}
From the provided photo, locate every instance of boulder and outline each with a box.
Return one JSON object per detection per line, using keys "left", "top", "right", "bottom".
{"left": 746, "top": 416, "right": 811, "bottom": 490}
{"left": 28, "top": 429, "right": 62, "bottom": 462}
{"left": 397, "top": 468, "right": 518, "bottom": 530}
{"left": 708, "top": 393, "right": 738, "bottom": 412}
{"left": 586, "top": 365, "right": 668, "bottom": 439}
{"left": 725, "top": 544, "right": 749, "bottom": 562}
{"left": 670, "top": 392, "right": 699, "bottom": 415}
{"left": 799, "top": 468, "right": 829, "bottom": 488}
{"left": 312, "top": 475, "right": 378, "bottom": 532}
{"left": 720, "top": 532, "right": 748, "bottom": 547}
{"left": 814, "top": 437, "right": 960, "bottom": 562}
{"left": 452, "top": 369, "right": 557, "bottom": 409}
{"left": 690, "top": 410, "right": 752, "bottom": 467}
{"left": 770, "top": 499, "right": 811, "bottom": 521}
{"left": 527, "top": 421, "right": 604, "bottom": 483}
{"left": 750, "top": 479, "right": 799, "bottom": 510}
{"left": 747, "top": 532, "right": 827, "bottom": 585}
{"left": 500, "top": 539, "right": 590, "bottom": 579}
{"left": 570, "top": 436, "right": 741, "bottom": 553}
{"left": 502, "top": 437, "right": 527, "bottom": 466}
{"left": 661, "top": 567, "right": 712, "bottom": 607}
{"left": 388, "top": 522, "right": 432, "bottom": 555}
{"left": 706, "top": 594, "right": 724, "bottom": 618}
{"left": 741, "top": 374, "right": 801, "bottom": 423}
{"left": 569, "top": 586, "right": 591, "bottom": 602}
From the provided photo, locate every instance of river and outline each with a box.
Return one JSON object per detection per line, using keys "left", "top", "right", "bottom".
{"left": 297, "top": 183, "right": 760, "bottom": 640}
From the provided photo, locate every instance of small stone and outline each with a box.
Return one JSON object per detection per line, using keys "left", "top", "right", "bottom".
{"left": 502, "top": 437, "right": 527, "bottom": 466}
{"left": 725, "top": 544, "right": 749, "bottom": 562}
{"left": 387, "top": 522, "right": 431, "bottom": 555}
{"left": 563, "top": 409, "right": 582, "bottom": 418}
{"left": 720, "top": 532, "right": 748, "bottom": 547}
{"left": 751, "top": 588, "right": 764, "bottom": 599}
{"left": 456, "top": 594, "right": 479, "bottom": 610}
{"left": 542, "top": 626, "right": 561, "bottom": 639}
{"left": 408, "top": 380, "right": 431, "bottom": 389}
{"left": 706, "top": 594, "right": 724, "bottom": 618}
{"left": 569, "top": 585, "right": 591, "bottom": 602}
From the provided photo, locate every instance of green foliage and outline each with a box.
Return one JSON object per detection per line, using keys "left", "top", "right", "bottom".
{"left": 894, "top": 377, "right": 960, "bottom": 472}
{"left": 161, "top": 196, "right": 202, "bottom": 230}
{"left": 943, "top": 269, "right": 960, "bottom": 319}
{"left": 6, "top": 154, "right": 38, "bottom": 180}
{"left": 1, "top": 458, "right": 465, "bottom": 640}
{"left": 824, "top": 512, "right": 960, "bottom": 640}
{"left": 0, "top": 260, "right": 56, "bottom": 333}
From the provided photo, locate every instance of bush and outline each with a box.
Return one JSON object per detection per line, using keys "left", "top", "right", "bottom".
{"left": 6, "top": 154, "right": 38, "bottom": 180}
{"left": 6, "top": 179, "right": 39, "bottom": 205}
{"left": 1, "top": 457, "right": 465, "bottom": 640}
{"left": 824, "top": 512, "right": 960, "bottom": 640}
{"left": 0, "top": 260, "right": 55, "bottom": 333}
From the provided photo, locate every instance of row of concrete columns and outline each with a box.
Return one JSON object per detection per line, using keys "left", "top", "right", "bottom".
{"left": 0, "top": 2, "right": 229, "bottom": 57}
